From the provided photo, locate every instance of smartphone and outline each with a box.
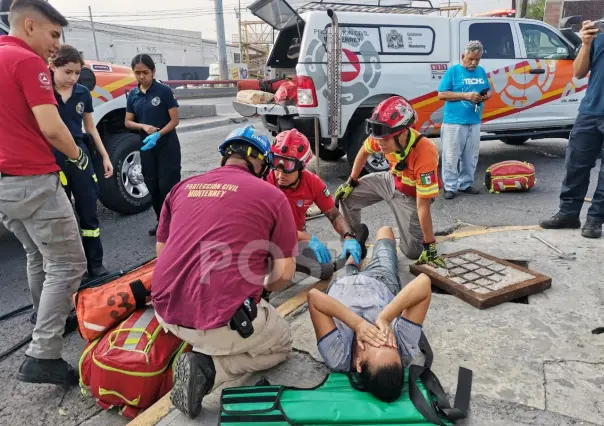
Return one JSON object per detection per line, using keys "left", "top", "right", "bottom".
{"left": 594, "top": 19, "right": 604, "bottom": 34}
{"left": 479, "top": 88, "right": 489, "bottom": 97}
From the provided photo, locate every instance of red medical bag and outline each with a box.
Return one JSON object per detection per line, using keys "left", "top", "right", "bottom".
{"left": 485, "top": 160, "right": 536, "bottom": 193}
{"left": 79, "top": 305, "right": 191, "bottom": 419}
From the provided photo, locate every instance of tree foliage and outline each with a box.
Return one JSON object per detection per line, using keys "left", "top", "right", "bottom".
{"left": 526, "top": 0, "right": 546, "bottom": 20}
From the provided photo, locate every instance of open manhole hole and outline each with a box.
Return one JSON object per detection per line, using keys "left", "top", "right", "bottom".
{"left": 410, "top": 249, "right": 551, "bottom": 309}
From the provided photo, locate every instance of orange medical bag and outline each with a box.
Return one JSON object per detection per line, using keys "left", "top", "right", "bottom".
{"left": 73, "top": 259, "right": 156, "bottom": 342}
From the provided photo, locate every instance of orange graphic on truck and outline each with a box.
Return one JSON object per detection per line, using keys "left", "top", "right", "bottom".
{"left": 411, "top": 59, "right": 588, "bottom": 135}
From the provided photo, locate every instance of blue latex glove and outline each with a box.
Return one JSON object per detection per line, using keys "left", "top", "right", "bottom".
{"left": 340, "top": 238, "right": 361, "bottom": 265}
{"left": 141, "top": 132, "right": 161, "bottom": 151}
{"left": 309, "top": 235, "right": 332, "bottom": 264}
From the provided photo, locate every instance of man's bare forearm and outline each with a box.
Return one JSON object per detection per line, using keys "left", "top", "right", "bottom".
{"left": 156, "top": 242, "right": 165, "bottom": 258}
{"left": 379, "top": 273, "right": 431, "bottom": 322}
{"left": 438, "top": 91, "right": 467, "bottom": 102}
{"left": 573, "top": 43, "right": 592, "bottom": 79}
{"left": 417, "top": 198, "right": 435, "bottom": 242}
{"left": 325, "top": 207, "right": 353, "bottom": 237}
{"left": 351, "top": 149, "right": 370, "bottom": 181}
{"left": 308, "top": 289, "right": 364, "bottom": 331}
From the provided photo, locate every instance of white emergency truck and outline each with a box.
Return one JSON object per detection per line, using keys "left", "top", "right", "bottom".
{"left": 233, "top": 0, "right": 587, "bottom": 172}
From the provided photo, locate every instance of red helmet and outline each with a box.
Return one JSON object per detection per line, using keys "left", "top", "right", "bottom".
{"left": 366, "top": 96, "right": 417, "bottom": 139}
{"left": 270, "top": 129, "right": 313, "bottom": 173}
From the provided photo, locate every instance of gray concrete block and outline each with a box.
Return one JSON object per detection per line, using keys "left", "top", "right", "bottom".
{"left": 174, "top": 88, "right": 237, "bottom": 99}
{"left": 178, "top": 104, "right": 217, "bottom": 120}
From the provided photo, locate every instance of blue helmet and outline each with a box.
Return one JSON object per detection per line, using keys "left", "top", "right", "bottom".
{"left": 219, "top": 125, "right": 272, "bottom": 160}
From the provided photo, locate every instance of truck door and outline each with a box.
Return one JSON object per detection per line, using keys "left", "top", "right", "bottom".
{"left": 458, "top": 19, "right": 523, "bottom": 130}
{"left": 513, "top": 21, "right": 579, "bottom": 128}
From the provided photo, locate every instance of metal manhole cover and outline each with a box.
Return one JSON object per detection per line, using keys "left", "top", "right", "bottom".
{"left": 409, "top": 249, "right": 551, "bottom": 309}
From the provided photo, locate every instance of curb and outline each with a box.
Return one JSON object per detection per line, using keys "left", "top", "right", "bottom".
{"left": 179, "top": 117, "right": 249, "bottom": 134}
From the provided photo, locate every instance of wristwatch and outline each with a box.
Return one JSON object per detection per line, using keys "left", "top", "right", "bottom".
{"left": 344, "top": 231, "right": 357, "bottom": 239}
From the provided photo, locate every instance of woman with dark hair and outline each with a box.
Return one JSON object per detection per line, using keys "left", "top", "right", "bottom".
{"left": 125, "top": 53, "right": 181, "bottom": 236}
{"left": 49, "top": 44, "right": 113, "bottom": 280}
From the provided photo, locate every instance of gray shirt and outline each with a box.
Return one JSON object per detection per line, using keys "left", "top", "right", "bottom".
{"left": 317, "top": 274, "right": 422, "bottom": 372}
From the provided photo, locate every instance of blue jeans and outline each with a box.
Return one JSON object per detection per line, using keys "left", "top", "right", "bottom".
{"left": 441, "top": 123, "right": 481, "bottom": 192}
{"left": 559, "top": 113, "right": 604, "bottom": 221}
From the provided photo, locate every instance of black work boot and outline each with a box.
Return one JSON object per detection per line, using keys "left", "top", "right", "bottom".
{"left": 17, "top": 356, "right": 79, "bottom": 387}
{"left": 444, "top": 190, "right": 455, "bottom": 200}
{"left": 539, "top": 212, "right": 581, "bottom": 229}
{"left": 582, "top": 218, "right": 603, "bottom": 239}
{"left": 459, "top": 186, "right": 480, "bottom": 194}
{"left": 356, "top": 223, "right": 370, "bottom": 261}
{"left": 171, "top": 352, "right": 216, "bottom": 420}
{"left": 88, "top": 265, "right": 109, "bottom": 280}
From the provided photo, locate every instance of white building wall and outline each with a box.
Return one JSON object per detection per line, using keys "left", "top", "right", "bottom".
{"left": 63, "top": 20, "right": 241, "bottom": 68}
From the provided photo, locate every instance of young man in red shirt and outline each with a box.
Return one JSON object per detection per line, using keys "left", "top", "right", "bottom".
{"left": 267, "top": 129, "right": 367, "bottom": 280}
{"left": 151, "top": 125, "right": 299, "bottom": 419}
{"left": 0, "top": 0, "right": 88, "bottom": 386}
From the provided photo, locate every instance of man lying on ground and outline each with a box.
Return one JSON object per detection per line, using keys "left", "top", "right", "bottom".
{"left": 307, "top": 226, "right": 432, "bottom": 402}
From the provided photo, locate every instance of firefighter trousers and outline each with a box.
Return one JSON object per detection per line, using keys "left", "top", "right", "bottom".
{"left": 54, "top": 142, "right": 104, "bottom": 272}
{"left": 0, "top": 173, "right": 87, "bottom": 359}
{"left": 339, "top": 171, "right": 424, "bottom": 259}
{"left": 140, "top": 132, "right": 182, "bottom": 221}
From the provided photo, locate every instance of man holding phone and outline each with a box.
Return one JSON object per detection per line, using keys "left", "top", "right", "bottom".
{"left": 540, "top": 19, "right": 604, "bottom": 238}
{"left": 437, "top": 40, "right": 492, "bottom": 200}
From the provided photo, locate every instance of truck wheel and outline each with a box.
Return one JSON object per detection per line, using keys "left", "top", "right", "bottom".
{"left": 346, "top": 122, "right": 390, "bottom": 174}
{"left": 310, "top": 142, "right": 346, "bottom": 161}
{"left": 95, "top": 132, "right": 152, "bottom": 215}
{"left": 501, "top": 136, "right": 529, "bottom": 145}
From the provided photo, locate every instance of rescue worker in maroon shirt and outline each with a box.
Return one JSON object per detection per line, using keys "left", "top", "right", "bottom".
{"left": 0, "top": 0, "right": 88, "bottom": 386}
{"left": 151, "top": 125, "right": 299, "bottom": 420}
{"left": 266, "top": 129, "right": 367, "bottom": 280}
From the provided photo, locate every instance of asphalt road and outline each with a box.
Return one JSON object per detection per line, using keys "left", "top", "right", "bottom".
{"left": 0, "top": 119, "right": 600, "bottom": 425}
{"left": 1, "top": 120, "right": 601, "bottom": 316}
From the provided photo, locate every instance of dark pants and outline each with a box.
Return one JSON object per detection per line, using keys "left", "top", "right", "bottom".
{"left": 140, "top": 132, "right": 182, "bottom": 221}
{"left": 559, "top": 114, "right": 604, "bottom": 221}
{"left": 295, "top": 241, "right": 334, "bottom": 280}
{"left": 54, "top": 142, "right": 103, "bottom": 271}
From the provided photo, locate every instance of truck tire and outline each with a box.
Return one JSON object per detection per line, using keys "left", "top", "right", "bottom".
{"left": 95, "top": 132, "right": 152, "bottom": 215}
{"left": 311, "top": 142, "right": 346, "bottom": 161}
{"left": 346, "top": 122, "right": 390, "bottom": 174}
{"left": 501, "top": 136, "right": 529, "bottom": 145}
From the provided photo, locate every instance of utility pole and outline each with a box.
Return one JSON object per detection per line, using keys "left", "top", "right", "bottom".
{"left": 214, "top": 0, "right": 229, "bottom": 80}
{"left": 88, "top": 6, "right": 100, "bottom": 61}
{"left": 237, "top": 0, "right": 243, "bottom": 63}
{"left": 517, "top": 0, "right": 528, "bottom": 18}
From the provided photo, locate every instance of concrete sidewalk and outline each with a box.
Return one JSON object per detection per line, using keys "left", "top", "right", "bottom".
{"left": 151, "top": 227, "right": 604, "bottom": 426}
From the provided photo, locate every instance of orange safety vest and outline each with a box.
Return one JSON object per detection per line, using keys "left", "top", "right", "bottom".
{"left": 363, "top": 129, "right": 441, "bottom": 199}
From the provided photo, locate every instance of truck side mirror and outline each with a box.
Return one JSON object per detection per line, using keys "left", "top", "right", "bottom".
{"left": 78, "top": 67, "right": 97, "bottom": 92}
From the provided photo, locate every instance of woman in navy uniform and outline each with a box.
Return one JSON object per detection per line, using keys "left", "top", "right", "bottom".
{"left": 125, "top": 54, "right": 181, "bottom": 236}
{"left": 50, "top": 45, "right": 113, "bottom": 280}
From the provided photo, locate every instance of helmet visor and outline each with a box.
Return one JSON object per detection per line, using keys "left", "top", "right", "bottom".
{"left": 366, "top": 120, "right": 407, "bottom": 139}
{"left": 271, "top": 154, "right": 301, "bottom": 173}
